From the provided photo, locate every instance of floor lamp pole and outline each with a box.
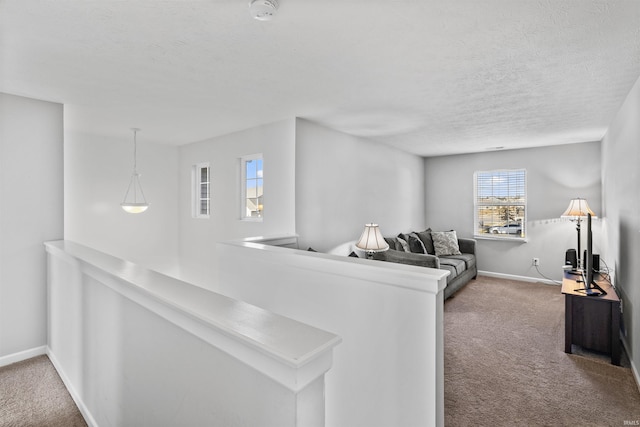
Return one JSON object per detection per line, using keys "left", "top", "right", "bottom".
{"left": 576, "top": 217, "right": 582, "bottom": 270}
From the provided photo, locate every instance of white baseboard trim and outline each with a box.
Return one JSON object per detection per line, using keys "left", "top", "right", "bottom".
{"left": 478, "top": 270, "right": 560, "bottom": 285}
{"left": 0, "top": 345, "right": 47, "bottom": 368}
{"left": 621, "top": 336, "right": 640, "bottom": 394}
{"left": 46, "top": 347, "right": 98, "bottom": 427}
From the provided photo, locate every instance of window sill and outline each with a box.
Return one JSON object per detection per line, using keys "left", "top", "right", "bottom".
{"left": 474, "top": 235, "right": 528, "bottom": 243}
{"left": 241, "top": 217, "right": 263, "bottom": 223}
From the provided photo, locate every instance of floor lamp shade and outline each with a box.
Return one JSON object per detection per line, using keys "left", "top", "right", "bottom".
{"left": 355, "top": 223, "right": 389, "bottom": 253}
{"left": 561, "top": 198, "right": 596, "bottom": 218}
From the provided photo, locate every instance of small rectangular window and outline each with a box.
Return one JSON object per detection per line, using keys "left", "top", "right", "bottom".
{"left": 241, "top": 154, "right": 263, "bottom": 220}
{"left": 474, "top": 169, "right": 526, "bottom": 240}
{"left": 192, "top": 163, "right": 210, "bottom": 218}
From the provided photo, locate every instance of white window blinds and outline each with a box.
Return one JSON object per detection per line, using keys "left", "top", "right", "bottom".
{"left": 474, "top": 169, "right": 526, "bottom": 239}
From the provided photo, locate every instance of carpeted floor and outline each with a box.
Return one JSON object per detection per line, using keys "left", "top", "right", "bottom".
{"left": 445, "top": 275, "right": 640, "bottom": 426}
{"left": 0, "top": 355, "right": 86, "bottom": 427}
{"left": 2, "top": 278, "right": 639, "bottom": 427}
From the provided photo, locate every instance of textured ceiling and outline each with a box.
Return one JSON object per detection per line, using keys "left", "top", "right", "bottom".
{"left": 1, "top": 0, "right": 639, "bottom": 156}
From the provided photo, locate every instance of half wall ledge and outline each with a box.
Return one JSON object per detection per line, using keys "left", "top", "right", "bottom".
{"left": 45, "top": 240, "right": 341, "bottom": 427}
{"left": 217, "top": 234, "right": 449, "bottom": 427}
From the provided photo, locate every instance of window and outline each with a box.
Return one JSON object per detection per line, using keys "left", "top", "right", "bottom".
{"left": 241, "top": 154, "right": 263, "bottom": 220}
{"left": 192, "top": 163, "right": 210, "bottom": 218}
{"left": 474, "top": 169, "right": 526, "bottom": 239}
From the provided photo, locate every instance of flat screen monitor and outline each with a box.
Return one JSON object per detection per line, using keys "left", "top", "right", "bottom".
{"left": 581, "top": 213, "right": 605, "bottom": 296}
{"left": 585, "top": 213, "right": 594, "bottom": 288}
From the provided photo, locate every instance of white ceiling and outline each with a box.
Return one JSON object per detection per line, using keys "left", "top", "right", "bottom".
{"left": 1, "top": 0, "right": 639, "bottom": 156}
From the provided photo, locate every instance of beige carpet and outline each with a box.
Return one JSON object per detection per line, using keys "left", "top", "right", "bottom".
{"left": 0, "top": 355, "right": 86, "bottom": 427}
{"left": 445, "top": 276, "right": 640, "bottom": 426}
{"left": 3, "top": 280, "right": 638, "bottom": 427}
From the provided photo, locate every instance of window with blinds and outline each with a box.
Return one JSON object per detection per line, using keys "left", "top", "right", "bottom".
{"left": 241, "top": 154, "right": 263, "bottom": 221}
{"left": 192, "top": 163, "right": 210, "bottom": 218}
{"left": 474, "top": 169, "right": 526, "bottom": 239}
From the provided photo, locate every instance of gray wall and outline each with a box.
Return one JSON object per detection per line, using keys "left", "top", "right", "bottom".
{"left": 0, "top": 93, "right": 63, "bottom": 359}
{"left": 601, "top": 75, "right": 640, "bottom": 376}
{"left": 424, "top": 142, "right": 602, "bottom": 282}
{"left": 295, "top": 119, "right": 426, "bottom": 252}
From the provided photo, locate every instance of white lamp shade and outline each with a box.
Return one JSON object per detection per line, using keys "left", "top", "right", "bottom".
{"left": 561, "top": 198, "right": 596, "bottom": 218}
{"left": 355, "top": 223, "right": 389, "bottom": 252}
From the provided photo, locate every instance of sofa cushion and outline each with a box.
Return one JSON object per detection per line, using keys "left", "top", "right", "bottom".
{"left": 438, "top": 257, "right": 466, "bottom": 276}
{"left": 438, "top": 264, "right": 457, "bottom": 282}
{"left": 431, "top": 231, "right": 462, "bottom": 256}
{"left": 415, "top": 228, "right": 435, "bottom": 255}
{"left": 441, "top": 253, "right": 476, "bottom": 270}
{"left": 373, "top": 249, "right": 439, "bottom": 269}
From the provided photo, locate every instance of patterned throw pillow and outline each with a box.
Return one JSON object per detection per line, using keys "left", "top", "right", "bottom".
{"left": 395, "top": 235, "right": 410, "bottom": 252}
{"left": 431, "top": 231, "right": 462, "bottom": 256}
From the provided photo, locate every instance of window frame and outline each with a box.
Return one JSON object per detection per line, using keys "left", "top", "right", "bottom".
{"left": 192, "top": 162, "right": 210, "bottom": 219}
{"left": 473, "top": 169, "right": 527, "bottom": 241}
{"left": 240, "top": 153, "right": 263, "bottom": 221}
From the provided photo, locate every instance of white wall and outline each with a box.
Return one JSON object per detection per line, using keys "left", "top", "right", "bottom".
{"left": 64, "top": 129, "right": 180, "bottom": 276}
{"left": 601, "top": 75, "right": 640, "bottom": 379}
{"left": 178, "top": 119, "right": 296, "bottom": 287}
{"left": 0, "top": 93, "right": 63, "bottom": 359}
{"left": 217, "top": 240, "right": 447, "bottom": 427}
{"left": 65, "top": 117, "right": 422, "bottom": 287}
{"left": 295, "top": 119, "right": 426, "bottom": 252}
{"left": 424, "top": 142, "right": 602, "bottom": 282}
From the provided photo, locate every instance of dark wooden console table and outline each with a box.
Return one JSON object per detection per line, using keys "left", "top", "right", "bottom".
{"left": 562, "top": 271, "right": 621, "bottom": 365}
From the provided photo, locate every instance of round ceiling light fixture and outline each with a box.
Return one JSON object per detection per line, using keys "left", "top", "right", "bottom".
{"left": 249, "top": 0, "right": 279, "bottom": 21}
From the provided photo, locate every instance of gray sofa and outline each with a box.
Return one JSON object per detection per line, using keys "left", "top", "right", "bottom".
{"left": 372, "top": 231, "right": 477, "bottom": 300}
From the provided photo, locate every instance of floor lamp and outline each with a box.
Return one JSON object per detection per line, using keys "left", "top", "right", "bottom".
{"left": 561, "top": 198, "right": 596, "bottom": 271}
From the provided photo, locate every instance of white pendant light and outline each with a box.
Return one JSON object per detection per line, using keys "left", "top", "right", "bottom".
{"left": 120, "top": 128, "right": 149, "bottom": 214}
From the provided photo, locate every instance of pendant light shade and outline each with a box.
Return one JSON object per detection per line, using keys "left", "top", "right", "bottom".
{"left": 121, "top": 128, "right": 149, "bottom": 213}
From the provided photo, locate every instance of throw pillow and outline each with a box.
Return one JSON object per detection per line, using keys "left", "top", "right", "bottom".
{"left": 407, "top": 232, "right": 427, "bottom": 254}
{"left": 415, "top": 228, "right": 435, "bottom": 255}
{"left": 395, "top": 235, "right": 410, "bottom": 252}
{"left": 431, "top": 230, "right": 462, "bottom": 256}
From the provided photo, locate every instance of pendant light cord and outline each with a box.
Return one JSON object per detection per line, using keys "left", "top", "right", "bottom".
{"left": 132, "top": 128, "right": 139, "bottom": 174}
{"left": 121, "top": 127, "right": 148, "bottom": 209}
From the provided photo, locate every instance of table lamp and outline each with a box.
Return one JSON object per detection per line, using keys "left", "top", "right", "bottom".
{"left": 355, "top": 223, "right": 389, "bottom": 259}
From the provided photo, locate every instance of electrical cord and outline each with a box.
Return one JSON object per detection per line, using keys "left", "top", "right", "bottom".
{"left": 596, "top": 258, "right": 623, "bottom": 301}
{"left": 533, "top": 258, "right": 615, "bottom": 288}
{"left": 534, "top": 264, "right": 562, "bottom": 285}
{"left": 598, "top": 258, "right": 614, "bottom": 287}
